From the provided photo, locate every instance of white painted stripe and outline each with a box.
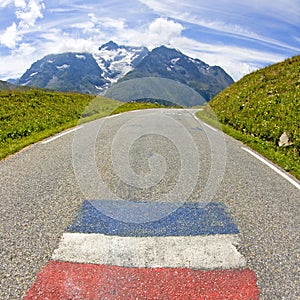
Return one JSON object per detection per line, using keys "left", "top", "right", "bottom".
{"left": 192, "top": 113, "right": 218, "bottom": 132}
{"left": 202, "top": 122, "right": 218, "bottom": 132}
{"left": 52, "top": 233, "right": 246, "bottom": 270}
{"left": 42, "top": 126, "right": 83, "bottom": 144}
{"left": 105, "top": 113, "right": 121, "bottom": 119}
{"left": 192, "top": 113, "right": 199, "bottom": 122}
{"left": 242, "top": 147, "right": 300, "bottom": 190}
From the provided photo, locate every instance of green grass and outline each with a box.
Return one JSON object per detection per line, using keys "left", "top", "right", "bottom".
{"left": 79, "top": 97, "right": 175, "bottom": 123}
{"left": 197, "top": 55, "right": 300, "bottom": 180}
{"left": 109, "top": 101, "right": 175, "bottom": 115}
{"left": 0, "top": 88, "right": 93, "bottom": 159}
{"left": 0, "top": 88, "right": 174, "bottom": 160}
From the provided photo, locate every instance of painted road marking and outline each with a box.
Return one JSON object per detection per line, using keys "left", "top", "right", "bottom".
{"left": 66, "top": 201, "right": 239, "bottom": 236}
{"left": 25, "top": 200, "right": 260, "bottom": 299}
{"left": 242, "top": 147, "right": 300, "bottom": 190}
{"left": 202, "top": 122, "right": 218, "bottom": 132}
{"left": 52, "top": 201, "right": 244, "bottom": 269}
{"left": 25, "top": 261, "right": 259, "bottom": 300}
{"left": 52, "top": 233, "right": 246, "bottom": 269}
{"left": 105, "top": 113, "right": 121, "bottom": 119}
{"left": 41, "top": 126, "right": 83, "bottom": 144}
{"left": 192, "top": 113, "right": 218, "bottom": 132}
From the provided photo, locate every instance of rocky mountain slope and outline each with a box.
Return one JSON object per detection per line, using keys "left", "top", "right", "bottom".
{"left": 18, "top": 52, "right": 105, "bottom": 94}
{"left": 18, "top": 42, "right": 149, "bottom": 95}
{"left": 119, "top": 46, "right": 234, "bottom": 101}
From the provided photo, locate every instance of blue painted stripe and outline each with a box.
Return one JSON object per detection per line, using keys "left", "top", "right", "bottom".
{"left": 67, "top": 200, "right": 239, "bottom": 236}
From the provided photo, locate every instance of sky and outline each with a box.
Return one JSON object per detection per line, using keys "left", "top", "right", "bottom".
{"left": 0, "top": 0, "right": 299, "bottom": 81}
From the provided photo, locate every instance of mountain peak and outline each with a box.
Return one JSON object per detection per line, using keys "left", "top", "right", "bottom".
{"left": 93, "top": 42, "right": 149, "bottom": 91}
{"left": 120, "top": 45, "right": 234, "bottom": 102}
{"left": 154, "top": 45, "right": 178, "bottom": 51}
{"left": 99, "top": 41, "right": 119, "bottom": 51}
{"left": 152, "top": 45, "right": 181, "bottom": 55}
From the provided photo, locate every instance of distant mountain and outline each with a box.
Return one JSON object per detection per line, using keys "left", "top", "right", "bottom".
{"left": 6, "top": 78, "right": 18, "bottom": 85}
{"left": 119, "top": 46, "right": 234, "bottom": 102}
{"left": 18, "top": 52, "right": 105, "bottom": 94}
{"left": 104, "top": 77, "right": 207, "bottom": 107}
{"left": 18, "top": 42, "right": 149, "bottom": 94}
{"left": 94, "top": 41, "right": 149, "bottom": 92}
{"left": 16, "top": 42, "right": 234, "bottom": 106}
{"left": 0, "top": 80, "right": 15, "bottom": 90}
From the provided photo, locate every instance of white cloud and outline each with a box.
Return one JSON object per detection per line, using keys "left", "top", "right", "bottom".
{"left": 139, "top": 0, "right": 300, "bottom": 25}
{"left": 187, "top": 16, "right": 300, "bottom": 52}
{"left": 138, "top": 0, "right": 300, "bottom": 52}
{"left": 0, "top": 0, "right": 13, "bottom": 8}
{"left": 0, "top": 22, "right": 19, "bottom": 48}
{"left": 14, "top": 0, "right": 26, "bottom": 8}
{"left": 240, "top": 0, "right": 300, "bottom": 24}
{"left": 110, "top": 17, "right": 184, "bottom": 49}
{"left": 84, "top": 13, "right": 126, "bottom": 33}
{"left": 12, "top": 41, "right": 35, "bottom": 55}
{"left": 138, "top": 1, "right": 256, "bottom": 38}
{"left": 0, "top": 49, "right": 37, "bottom": 79}
{"left": 0, "top": 0, "right": 45, "bottom": 51}
{"left": 71, "top": 21, "right": 96, "bottom": 34}
{"left": 294, "top": 36, "right": 300, "bottom": 44}
{"left": 147, "top": 18, "right": 184, "bottom": 46}
{"left": 66, "top": 16, "right": 185, "bottom": 50}
{"left": 16, "top": 0, "right": 45, "bottom": 28}
{"left": 0, "top": 0, "right": 25, "bottom": 8}
{"left": 41, "top": 29, "right": 98, "bottom": 54}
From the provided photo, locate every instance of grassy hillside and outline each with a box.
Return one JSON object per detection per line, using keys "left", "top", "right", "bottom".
{"left": 0, "top": 89, "right": 93, "bottom": 159}
{"left": 197, "top": 55, "right": 300, "bottom": 180}
{"left": 0, "top": 87, "right": 170, "bottom": 160}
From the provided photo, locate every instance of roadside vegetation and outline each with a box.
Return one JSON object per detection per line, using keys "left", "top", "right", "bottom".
{"left": 0, "top": 87, "right": 169, "bottom": 160}
{"left": 197, "top": 55, "right": 300, "bottom": 180}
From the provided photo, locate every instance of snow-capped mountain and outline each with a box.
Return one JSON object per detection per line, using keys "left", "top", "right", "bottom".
{"left": 17, "top": 52, "right": 106, "bottom": 94}
{"left": 18, "top": 41, "right": 149, "bottom": 94}
{"left": 93, "top": 41, "right": 149, "bottom": 92}
{"left": 17, "top": 41, "right": 234, "bottom": 106}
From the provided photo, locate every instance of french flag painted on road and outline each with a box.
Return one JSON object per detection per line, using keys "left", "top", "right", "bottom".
{"left": 25, "top": 200, "right": 260, "bottom": 299}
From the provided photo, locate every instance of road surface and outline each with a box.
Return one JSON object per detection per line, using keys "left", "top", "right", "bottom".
{"left": 0, "top": 108, "right": 299, "bottom": 299}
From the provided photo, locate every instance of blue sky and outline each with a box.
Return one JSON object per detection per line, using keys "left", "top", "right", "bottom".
{"left": 0, "top": 0, "right": 299, "bottom": 81}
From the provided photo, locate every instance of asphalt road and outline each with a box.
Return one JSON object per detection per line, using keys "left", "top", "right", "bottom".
{"left": 0, "top": 108, "right": 299, "bottom": 299}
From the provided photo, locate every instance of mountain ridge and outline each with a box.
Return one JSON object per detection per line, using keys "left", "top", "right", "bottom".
{"left": 16, "top": 42, "right": 234, "bottom": 106}
{"left": 18, "top": 52, "right": 106, "bottom": 94}
{"left": 119, "top": 45, "right": 234, "bottom": 101}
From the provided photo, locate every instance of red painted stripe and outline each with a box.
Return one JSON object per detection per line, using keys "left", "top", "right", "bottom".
{"left": 25, "top": 261, "right": 260, "bottom": 299}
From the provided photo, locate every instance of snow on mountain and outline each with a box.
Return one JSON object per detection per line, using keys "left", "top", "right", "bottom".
{"left": 18, "top": 52, "right": 106, "bottom": 94}
{"left": 75, "top": 54, "right": 87, "bottom": 60}
{"left": 116, "top": 45, "right": 234, "bottom": 103}
{"left": 93, "top": 41, "right": 149, "bottom": 92}
{"left": 56, "top": 64, "right": 70, "bottom": 70}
